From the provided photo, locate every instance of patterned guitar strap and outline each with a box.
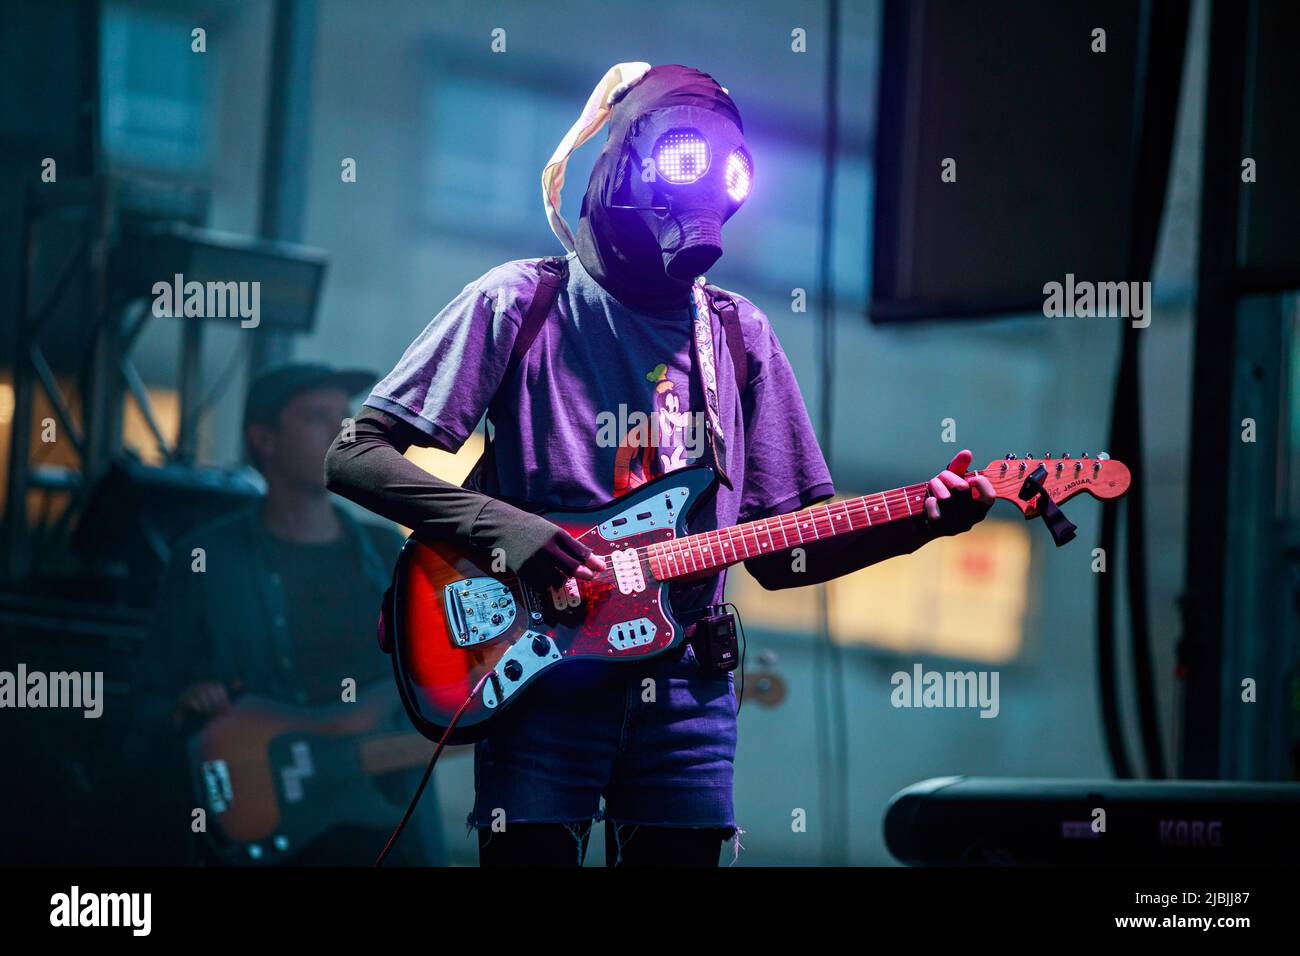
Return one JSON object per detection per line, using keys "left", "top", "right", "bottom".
{"left": 691, "top": 277, "right": 734, "bottom": 491}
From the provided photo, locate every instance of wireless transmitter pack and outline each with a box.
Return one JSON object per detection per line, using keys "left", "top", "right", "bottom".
{"left": 689, "top": 605, "right": 740, "bottom": 677}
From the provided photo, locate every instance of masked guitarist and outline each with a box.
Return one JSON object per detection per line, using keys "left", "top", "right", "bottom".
{"left": 325, "top": 64, "right": 994, "bottom": 867}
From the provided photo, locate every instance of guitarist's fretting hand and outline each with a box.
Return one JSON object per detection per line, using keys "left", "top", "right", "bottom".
{"left": 923, "top": 449, "right": 995, "bottom": 536}
{"left": 173, "top": 681, "right": 231, "bottom": 730}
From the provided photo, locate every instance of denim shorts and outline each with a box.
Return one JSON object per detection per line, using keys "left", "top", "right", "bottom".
{"left": 468, "top": 643, "right": 737, "bottom": 832}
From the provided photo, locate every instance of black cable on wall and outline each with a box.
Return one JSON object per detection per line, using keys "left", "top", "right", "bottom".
{"left": 1098, "top": 0, "right": 1189, "bottom": 779}
{"left": 813, "top": 0, "right": 850, "bottom": 864}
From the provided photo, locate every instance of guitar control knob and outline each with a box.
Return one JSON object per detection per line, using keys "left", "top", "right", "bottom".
{"left": 532, "top": 636, "right": 550, "bottom": 656}
{"left": 503, "top": 660, "right": 524, "bottom": 682}
{"left": 491, "top": 613, "right": 504, "bottom": 625}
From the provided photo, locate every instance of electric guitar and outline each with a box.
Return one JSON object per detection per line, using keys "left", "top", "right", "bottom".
{"left": 187, "top": 683, "right": 466, "bottom": 865}
{"left": 388, "top": 455, "right": 1130, "bottom": 744}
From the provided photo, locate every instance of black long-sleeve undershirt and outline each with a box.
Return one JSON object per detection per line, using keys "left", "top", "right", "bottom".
{"left": 324, "top": 408, "right": 941, "bottom": 592}
{"left": 324, "top": 409, "right": 594, "bottom": 588}
{"left": 742, "top": 508, "right": 932, "bottom": 590}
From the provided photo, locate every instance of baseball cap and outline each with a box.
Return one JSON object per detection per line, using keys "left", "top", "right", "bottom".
{"left": 243, "top": 361, "right": 378, "bottom": 430}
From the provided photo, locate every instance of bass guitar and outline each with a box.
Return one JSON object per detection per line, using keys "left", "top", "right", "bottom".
{"left": 387, "top": 455, "right": 1130, "bottom": 744}
{"left": 187, "top": 683, "right": 466, "bottom": 865}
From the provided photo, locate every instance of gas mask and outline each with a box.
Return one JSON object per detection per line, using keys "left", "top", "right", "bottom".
{"left": 613, "top": 105, "right": 752, "bottom": 282}
{"left": 543, "top": 64, "right": 751, "bottom": 311}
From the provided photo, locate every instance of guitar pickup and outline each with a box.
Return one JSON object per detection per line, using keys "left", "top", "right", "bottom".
{"left": 549, "top": 578, "right": 582, "bottom": 610}
{"left": 609, "top": 548, "right": 646, "bottom": 594}
{"left": 200, "top": 760, "right": 232, "bottom": 814}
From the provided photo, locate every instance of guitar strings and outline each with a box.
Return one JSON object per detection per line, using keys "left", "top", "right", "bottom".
{"left": 483, "top": 469, "right": 1003, "bottom": 593}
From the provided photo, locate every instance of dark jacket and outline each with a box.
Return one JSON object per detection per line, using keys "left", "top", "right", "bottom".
{"left": 147, "top": 503, "right": 394, "bottom": 705}
{"left": 136, "top": 503, "right": 445, "bottom": 866}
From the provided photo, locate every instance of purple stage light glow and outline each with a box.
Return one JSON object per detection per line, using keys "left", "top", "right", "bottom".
{"left": 725, "top": 149, "right": 752, "bottom": 202}
{"left": 654, "top": 129, "right": 710, "bottom": 184}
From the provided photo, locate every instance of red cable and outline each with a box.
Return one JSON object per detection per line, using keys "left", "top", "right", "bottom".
{"left": 373, "top": 669, "right": 495, "bottom": 866}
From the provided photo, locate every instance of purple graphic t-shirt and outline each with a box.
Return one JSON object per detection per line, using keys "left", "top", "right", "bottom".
{"left": 365, "top": 253, "right": 834, "bottom": 610}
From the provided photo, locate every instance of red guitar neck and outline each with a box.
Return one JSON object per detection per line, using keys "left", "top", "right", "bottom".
{"left": 646, "top": 474, "right": 972, "bottom": 581}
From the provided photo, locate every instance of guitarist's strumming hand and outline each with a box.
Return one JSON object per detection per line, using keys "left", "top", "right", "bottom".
{"left": 923, "top": 449, "right": 995, "bottom": 537}
{"left": 471, "top": 498, "right": 606, "bottom": 589}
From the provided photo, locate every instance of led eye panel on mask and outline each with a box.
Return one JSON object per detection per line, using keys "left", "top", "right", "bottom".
{"left": 654, "top": 129, "right": 710, "bottom": 184}
{"left": 726, "top": 149, "right": 753, "bottom": 202}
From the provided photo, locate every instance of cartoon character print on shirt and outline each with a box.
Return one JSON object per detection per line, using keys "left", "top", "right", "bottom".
{"left": 612, "top": 363, "right": 697, "bottom": 496}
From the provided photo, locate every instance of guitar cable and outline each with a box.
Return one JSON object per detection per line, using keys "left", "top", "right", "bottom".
{"left": 722, "top": 601, "right": 748, "bottom": 715}
{"left": 373, "top": 668, "right": 496, "bottom": 866}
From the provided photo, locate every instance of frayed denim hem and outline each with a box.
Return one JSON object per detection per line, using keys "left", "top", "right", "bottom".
{"left": 602, "top": 817, "right": 744, "bottom": 866}
{"left": 471, "top": 816, "right": 594, "bottom": 865}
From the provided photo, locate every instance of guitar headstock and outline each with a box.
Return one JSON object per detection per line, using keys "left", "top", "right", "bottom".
{"left": 978, "top": 453, "right": 1130, "bottom": 518}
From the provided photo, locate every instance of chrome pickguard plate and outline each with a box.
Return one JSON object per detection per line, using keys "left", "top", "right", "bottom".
{"left": 444, "top": 577, "right": 517, "bottom": 647}
{"left": 481, "top": 632, "right": 561, "bottom": 709}
{"left": 598, "top": 486, "right": 690, "bottom": 541}
{"left": 608, "top": 617, "right": 658, "bottom": 650}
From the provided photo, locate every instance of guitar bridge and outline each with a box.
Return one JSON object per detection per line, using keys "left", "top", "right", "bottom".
{"left": 443, "top": 577, "right": 517, "bottom": 647}
{"left": 200, "top": 759, "right": 232, "bottom": 814}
